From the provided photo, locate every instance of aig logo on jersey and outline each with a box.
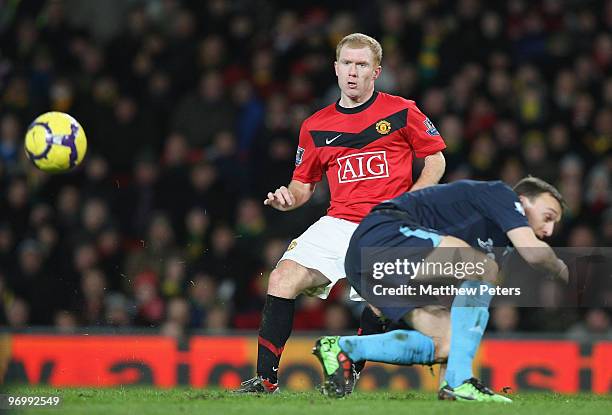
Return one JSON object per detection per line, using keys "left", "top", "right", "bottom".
{"left": 337, "top": 151, "right": 389, "bottom": 183}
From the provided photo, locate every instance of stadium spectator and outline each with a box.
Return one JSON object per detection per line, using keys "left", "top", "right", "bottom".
{"left": 77, "top": 268, "right": 108, "bottom": 326}
{"left": 0, "top": 113, "right": 21, "bottom": 172}
{"left": 133, "top": 270, "right": 164, "bottom": 326}
{"left": 567, "top": 308, "right": 612, "bottom": 340}
{"left": 602, "top": 207, "right": 612, "bottom": 246}
{"left": 11, "top": 239, "right": 54, "bottom": 325}
{"left": 6, "top": 297, "right": 30, "bottom": 329}
{"left": 105, "top": 293, "right": 132, "bottom": 327}
{"left": 160, "top": 255, "right": 187, "bottom": 298}
{"left": 96, "top": 226, "right": 124, "bottom": 291}
{"left": 205, "top": 304, "right": 231, "bottom": 331}
{"left": 323, "top": 302, "right": 353, "bottom": 333}
{"left": 54, "top": 310, "right": 78, "bottom": 333}
{"left": 165, "top": 297, "right": 191, "bottom": 330}
{"left": 188, "top": 272, "right": 218, "bottom": 327}
{"left": 490, "top": 304, "right": 520, "bottom": 334}
{"left": 183, "top": 207, "right": 210, "bottom": 262}
{"left": 0, "top": 225, "right": 15, "bottom": 272}
{"left": 172, "top": 71, "right": 235, "bottom": 148}
{"left": 119, "top": 155, "right": 162, "bottom": 239}
{"left": 125, "top": 212, "right": 179, "bottom": 278}
{"left": 160, "top": 320, "right": 185, "bottom": 341}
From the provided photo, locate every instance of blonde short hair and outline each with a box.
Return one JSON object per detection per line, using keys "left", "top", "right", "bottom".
{"left": 335, "top": 33, "right": 382, "bottom": 67}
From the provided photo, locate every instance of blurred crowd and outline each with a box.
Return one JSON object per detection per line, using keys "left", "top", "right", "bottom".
{"left": 0, "top": 0, "right": 611, "bottom": 339}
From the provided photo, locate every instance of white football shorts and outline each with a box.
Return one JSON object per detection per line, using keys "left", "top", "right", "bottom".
{"left": 279, "top": 215, "right": 363, "bottom": 300}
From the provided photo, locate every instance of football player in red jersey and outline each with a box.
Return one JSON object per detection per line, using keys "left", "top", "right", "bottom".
{"left": 236, "top": 33, "right": 448, "bottom": 393}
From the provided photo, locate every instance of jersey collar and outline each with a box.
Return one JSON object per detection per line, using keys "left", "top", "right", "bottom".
{"left": 335, "top": 91, "right": 379, "bottom": 114}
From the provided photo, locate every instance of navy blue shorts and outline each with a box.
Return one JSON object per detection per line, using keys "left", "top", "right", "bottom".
{"left": 345, "top": 209, "right": 444, "bottom": 322}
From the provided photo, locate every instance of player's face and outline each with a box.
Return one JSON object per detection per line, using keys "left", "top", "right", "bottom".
{"left": 520, "top": 193, "right": 562, "bottom": 239}
{"left": 335, "top": 46, "right": 381, "bottom": 103}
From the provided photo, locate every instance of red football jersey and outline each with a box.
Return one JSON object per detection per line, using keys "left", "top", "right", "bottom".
{"left": 292, "top": 91, "right": 446, "bottom": 223}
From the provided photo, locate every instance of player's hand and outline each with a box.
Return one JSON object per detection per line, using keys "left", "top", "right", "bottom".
{"left": 555, "top": 259, "right": 569, "bottom": 284}
{"left": 263, "top": 186, "right": 295, "bottom": 211}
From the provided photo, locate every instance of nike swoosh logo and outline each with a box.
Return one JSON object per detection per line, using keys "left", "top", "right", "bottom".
{"left": 272, "top": 366, "right": 278, "bottom": 372}
{"left": 452, "top": 391, "right": 476, "bottom": 400}
{"left": 325, "top": 134, "right": 342, "bottom": 144}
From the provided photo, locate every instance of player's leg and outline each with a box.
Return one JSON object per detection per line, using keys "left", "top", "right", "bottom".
{"left": 237, "top": 216, "right": 355, "bottom": 393}
{"left": 403, "top": 305, "right": 450, "bottom": 382}
{"left": 312, "top": 304, "right": 449, "bottom": 398}
{"left": 340, "top": 304, "right": 450, "bottom": 365}
{"left": 430, "top": 236, "right": 511, "bottom": 402}
{"left": 236, "top": 259, "right": 329, "bottom": 393}
{"left": 259, "top": 258, "right": 329, "bottom": 381}
{"left": 352, "top": 305, "right": 388, "bottom": 376}
{"left": 319, "top": 213, "right": 444, "bottom": 396}
{"left": 345, "top": 218, "right": 509, "bottom": 402}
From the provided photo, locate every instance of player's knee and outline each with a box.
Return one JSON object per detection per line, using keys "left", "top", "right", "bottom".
{"left": 268, "top": 261, "right": 309, "bottom": 298}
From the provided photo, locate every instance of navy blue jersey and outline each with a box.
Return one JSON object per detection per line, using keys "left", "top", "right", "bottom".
{"left": 374, "top": 180, "right": 529, "bottom": 252}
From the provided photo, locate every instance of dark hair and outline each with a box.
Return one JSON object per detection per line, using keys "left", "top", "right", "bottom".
{"left": 513, "top": 176, "right": 566, "bottom": 210}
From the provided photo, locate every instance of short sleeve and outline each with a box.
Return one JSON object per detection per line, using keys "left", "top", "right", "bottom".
{"left": 291, "top": 122, "right": 323, "bottom": 183}
{"left": 404, "top": 104, "right": 447, "bottom": 158}
{"left": 476, "top": 181, "right": 530, "bottom": 233}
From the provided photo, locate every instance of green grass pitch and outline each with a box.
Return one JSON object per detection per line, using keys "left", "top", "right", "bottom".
{"left": 4, "top": 387, "right": 611, "bottom": 415}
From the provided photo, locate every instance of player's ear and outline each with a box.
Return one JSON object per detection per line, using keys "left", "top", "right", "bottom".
{"left": 518, "top": 195, "right": 531, "bottom": 209}
{"left": 373, "top": 65, "right": 382, "bottom": 80}
{"left": 334, "top": 61, "right": 339, "bottom": 77}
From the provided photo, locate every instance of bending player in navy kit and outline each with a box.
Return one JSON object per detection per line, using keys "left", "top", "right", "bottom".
{"left": 313, "top": 177, "right": 568, "bottom": 402}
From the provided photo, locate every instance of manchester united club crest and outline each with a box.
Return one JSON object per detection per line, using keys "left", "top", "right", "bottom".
{"left": 286, "top": 240, "right": 297, "bottom": 251}
{"left": 376, "top": 119, "right": 391, "bottom": 135}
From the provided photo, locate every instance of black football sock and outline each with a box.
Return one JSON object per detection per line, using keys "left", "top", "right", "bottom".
{"left": 353, "top": 306, "right": 388, "bottom": 374}
{"left": 257, "top": 294, "right": 295, "bottom": 384}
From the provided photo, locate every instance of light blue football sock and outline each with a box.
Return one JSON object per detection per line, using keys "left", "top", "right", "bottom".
{"left": 339, "top": 329, "right": 434, "bottom": 365}
{"left": 445, "top": 280, "right": 495, "bottom": 388}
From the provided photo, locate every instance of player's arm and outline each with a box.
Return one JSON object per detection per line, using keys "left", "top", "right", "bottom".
{"left": 263, "top": 180, "right": 316, "bottom": 211}
{"left": 410, "top": 151, "right": 445, "bottom": 192}
{"left": 506, "top": 226, "right": 568, "bottom": 282}
{"left": 404, "top": 102, "right": 446, "bottom": 192}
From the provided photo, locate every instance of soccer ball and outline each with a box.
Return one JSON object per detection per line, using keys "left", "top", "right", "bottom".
{"left": 24, "top": 111, "right": 87, "bottom": 173}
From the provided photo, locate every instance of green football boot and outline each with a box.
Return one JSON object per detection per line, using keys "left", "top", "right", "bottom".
{"left": 312, "top": 336, "right": 355, "bottom": 398}
{"left": 438, "top": 378, "right": 512, "bottom": 403}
